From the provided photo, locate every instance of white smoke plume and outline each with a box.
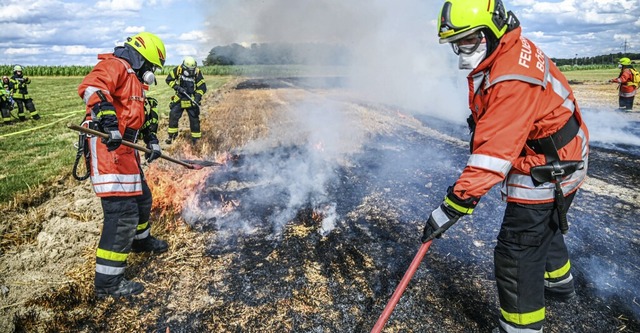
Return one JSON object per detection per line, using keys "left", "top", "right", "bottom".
{"left": 205, "top": 0, "right": 469, "bottom": 122}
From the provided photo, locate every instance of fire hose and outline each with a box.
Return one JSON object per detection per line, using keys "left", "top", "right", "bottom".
{"left": 370, "top": 238, "right": 435, "bottom": 333}
{"left": 67, "top": 123, "right": 222, "bottom": 170}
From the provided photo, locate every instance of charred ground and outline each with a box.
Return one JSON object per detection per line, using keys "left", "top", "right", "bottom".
{"left": 0, "top": 77, "right": 638, "bottom": 333}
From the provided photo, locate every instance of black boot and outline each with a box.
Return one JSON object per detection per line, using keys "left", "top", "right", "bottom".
{"left": 131, "top": 235, "right": 168, "bottom": 253}
{"left": 95, "top": 278, "right": 144, "bottom": 298}
{"left": 165, "top": 134, "right": 177, "bottom": 144}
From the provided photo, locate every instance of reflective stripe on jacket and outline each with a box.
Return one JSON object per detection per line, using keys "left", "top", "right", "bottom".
{"left": 454, "top": 27, "right": 589, "bottom": 204}
{"left": 78, "top": 53, "right": 146, "bottom": 197}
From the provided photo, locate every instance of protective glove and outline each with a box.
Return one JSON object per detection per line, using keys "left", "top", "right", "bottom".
{"left": 194, "top": 94, "right": 202, "bottom": 104}
{"left": 94, "top": 102, "right": 122, "bottom": 152}
{"left": 144, "top": 133, "right": 162, "bottom": 163}
{"left": 175, "top": 86, "right": 187, "bottom": 96}
{"left": 421, "top": 186, "right": 480, "bottom": 242}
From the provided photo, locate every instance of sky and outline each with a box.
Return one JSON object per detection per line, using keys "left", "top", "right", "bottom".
{"left": 0, "top": 0, "right": 639, "bottom": 67}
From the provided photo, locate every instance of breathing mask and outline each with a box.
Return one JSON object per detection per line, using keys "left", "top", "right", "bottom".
{"left": 451, "top": 31, "right": 487, "bottom": 70}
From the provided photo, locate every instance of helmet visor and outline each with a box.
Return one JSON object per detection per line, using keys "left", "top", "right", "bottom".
{"left": 451, "top": 31, "right": 485, "bottom": 55}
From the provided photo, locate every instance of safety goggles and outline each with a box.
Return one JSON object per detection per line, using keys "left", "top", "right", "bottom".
{"left": 451, "top": 31, "right": 486, "bottom": 55}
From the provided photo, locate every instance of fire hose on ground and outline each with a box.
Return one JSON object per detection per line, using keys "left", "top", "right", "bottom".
{"left": 370, "top": 236, "right": 437, "bottom": 333}
{"left": 67, "top": 122, "right": 222, "bottom": 171}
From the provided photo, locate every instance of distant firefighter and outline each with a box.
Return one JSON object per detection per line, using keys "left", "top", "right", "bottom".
{"left": 165, "top": 56, "right": 207, "bottom": 145}
{"left": 609, "top": 57, "right": 638, "bottom": 110}
{"left": 10, "top": 65, "right": 40, "bottom": 121}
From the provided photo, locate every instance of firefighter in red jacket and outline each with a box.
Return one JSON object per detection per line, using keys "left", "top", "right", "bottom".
{"left": 423, "top": 1, "right": 590, "bottom": 332}
{"left": 78, "top": 31, "right": 168, "bottom": 297}
{"left": 609, "top": 57, "right": 637, "bottom": 110}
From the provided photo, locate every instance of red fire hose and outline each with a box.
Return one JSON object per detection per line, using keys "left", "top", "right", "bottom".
{"left": 370, "top": 240, "right": 433, "bottom": 333}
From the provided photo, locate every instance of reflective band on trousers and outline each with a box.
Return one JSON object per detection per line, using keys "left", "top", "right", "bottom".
{"left": 500, "top": 306, "right": 545, "bottom": 326}
{"left": 499, "top": 319, "right": 542, "bottom": 333}
{"left": 545, "top": 274, "right": 573, "bottom": 288}
{"left": 96, "top": 248, "right": 128, "bottom": 262}
{"left": 545, "top": 259, "right": 571, "bottom": 279}
{"left": 96, "top": 264, "right": 126, "bottom": 276}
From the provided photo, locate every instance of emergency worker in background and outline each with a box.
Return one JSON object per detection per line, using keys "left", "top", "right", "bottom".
{"left": 423, "top": 1, "right": 590, "bottom": 332}
{"left": 77, "top": 31, "right": 168, "bottom": 298}
{"left": 10, "top": 65, "right": 40, "bottom": 121}
{"left": 1, "top": 76, "right": 14, "bottom": 125}
{"left": 609, "top": 57, "right": 637, "bottom": 110}
{"left": 165, "top": 56, "right": 207, "bottom": 145}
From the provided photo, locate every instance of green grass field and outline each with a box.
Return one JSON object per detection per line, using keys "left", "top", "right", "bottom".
{"left": 0, "top": 76, "right": 230, "bottom": 204}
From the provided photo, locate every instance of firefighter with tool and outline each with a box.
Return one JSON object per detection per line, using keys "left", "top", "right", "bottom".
{"left": 10, "top": 65, "right": 41, "bottom": 121}
{"left": 609, "top": 57, "right": 637, "bottom": 110}
{"left": 77, "top": 31, "right": 168, "bottom": 298}
{"left": 165, "top": 56, "right": 207, "bottom": 145}
{"left": 424, "top": 1, "right": 590, "bottom": 332}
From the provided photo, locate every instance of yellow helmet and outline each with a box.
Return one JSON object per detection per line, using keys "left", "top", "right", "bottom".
{"left": 125, "top": 32, "right": 166, "bottom": 68}
{"left": 619, "top": 57, "right": 631, "bottom": 66}
{"left": 13, "top": 65, "right": 23, "bottom": 72}
{"left": 182, "top": 56, "right": 197, "bottom": 71}
{"left": 438, "top": 0, "right": 509, "bottom": 44}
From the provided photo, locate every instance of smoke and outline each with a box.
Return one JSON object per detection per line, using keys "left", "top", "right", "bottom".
{"left": 581, "top": 108, "right": 640, "bottom": 152}
{"left": 205, "top": 0, "right": 468, "bottom": 123}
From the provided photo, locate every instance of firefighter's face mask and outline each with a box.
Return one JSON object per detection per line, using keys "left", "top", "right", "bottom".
{"left": 451, "top": 32, "right": 487, "bottom": 70}
{"left": 140, "top": 64, "right": 159, "bottom": 86}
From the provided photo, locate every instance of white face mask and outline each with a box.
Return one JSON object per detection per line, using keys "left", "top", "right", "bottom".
{"left": 142, "top": 71, "right": 156, "bottom": 85}
{"left": 458, "top": 42, "right": 487, "bottom": 70}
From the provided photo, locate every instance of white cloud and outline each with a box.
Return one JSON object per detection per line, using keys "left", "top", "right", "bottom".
{"left": 4, "top": 47, "right": 45, "bottom": 55}
{"left": 95, "top": 0, "right": 143, "bottom": 11}
{"left": 178, "top": 30, "right": 209, "bottom": 43}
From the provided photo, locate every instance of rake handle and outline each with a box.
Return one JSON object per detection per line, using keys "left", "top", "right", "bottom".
{"left": 67, "top": 123, "right": 197, "bottom": 169}
{"left": 371, "top": 240, "right": 433, "bottom": 333}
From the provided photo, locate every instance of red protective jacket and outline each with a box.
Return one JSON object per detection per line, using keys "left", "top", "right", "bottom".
{"left": 611, "top": 68, "right": 637, "bottom": 97}
{"left": 77, "top": 54, "right": 146, "bottom": 197}
{"left": 453, "top": 27, "right": 589, "bottom": 204}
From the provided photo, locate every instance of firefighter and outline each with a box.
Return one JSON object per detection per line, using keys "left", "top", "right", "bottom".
{"left": 77, "top": 31, "right": 168, "bottom": 298}
{"left": 10, "top": 65, "right": 40, "bottom": 121}
{"left": 423, "top": 1, "right": 590, "bottom": 332}
{"left": 609, "top": 57, "right": 637, "bottom": 110}
{"left": 165, "top": 56, "right": 207, "bottom": 145}
{"left": 1, "top": 76, "right": 13, "bottom": 125}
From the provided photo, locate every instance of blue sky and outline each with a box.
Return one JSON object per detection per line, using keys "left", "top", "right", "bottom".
{"left": 0, "top": 0, "right": 639, "bottom": 67}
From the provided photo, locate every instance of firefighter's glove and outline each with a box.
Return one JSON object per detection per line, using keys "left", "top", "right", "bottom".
{"left": 421, "top": 187, "right": 480, "bottom": 242}
{"left": 175, "top": 86, "right": 187, "bottom": 96}
{"left": 194, "top": 94, "right": 202, "bottom": 104}
{"left": 94, "top": 102, "right": 122, "bottom": 152}
{"left": 144, "top": 134, "right": 162, "bottom": 163}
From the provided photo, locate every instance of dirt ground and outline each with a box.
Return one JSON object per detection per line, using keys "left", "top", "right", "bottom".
{"left": 0, "top": 77, "right": 638, "bottom": 332}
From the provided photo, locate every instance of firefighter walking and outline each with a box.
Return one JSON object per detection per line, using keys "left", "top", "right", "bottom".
{"left": 423, "top": 1, "right": 590, "bottom": 332}
{"left": 165, "top": 56, "right": 207, "bottom": 145}
{"left": 1, "top": 76, "right": 14, "bottom": 125}
{"left": 609, "top": 57, "right": 637, "bottom": 110}
{"left": 10, "top": 65, "right": 40, "bottom": 121}
{"left": 77, "top": 31, "right": 168, "bottom": 297}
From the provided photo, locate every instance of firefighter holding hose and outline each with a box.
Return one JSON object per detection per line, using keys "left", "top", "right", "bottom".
{"left": 77, "top": 32, "right": 168, "bottom": 298}
{"left": 165, "top": 56, "right": 207, "bottom": 145}
{"left": 423, "top": 1, "right": 590, "bottom": 332}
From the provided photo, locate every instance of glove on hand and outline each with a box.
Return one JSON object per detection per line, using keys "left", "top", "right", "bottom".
{"left": 421, "top": 186, "right": 480, "bottom": 242}
{"left": 175, "top": 86, "right": 187, "bottom": 96}
{"left": 194, "top": 94, "right": 202, "bottom": 104}
{"left": 144, "top": 134, "right": 161, "bottom": 163}
{"left": 94, "top": 102, "right": 122, "bottom": 152}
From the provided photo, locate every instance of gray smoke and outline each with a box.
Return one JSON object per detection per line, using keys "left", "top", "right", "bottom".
{"left": 205, "top": 0, "right": 468, "bottom": 122}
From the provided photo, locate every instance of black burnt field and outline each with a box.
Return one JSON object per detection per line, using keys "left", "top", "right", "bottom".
{"left": 175, "top": 87, "right": 640, "bottom": 332}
